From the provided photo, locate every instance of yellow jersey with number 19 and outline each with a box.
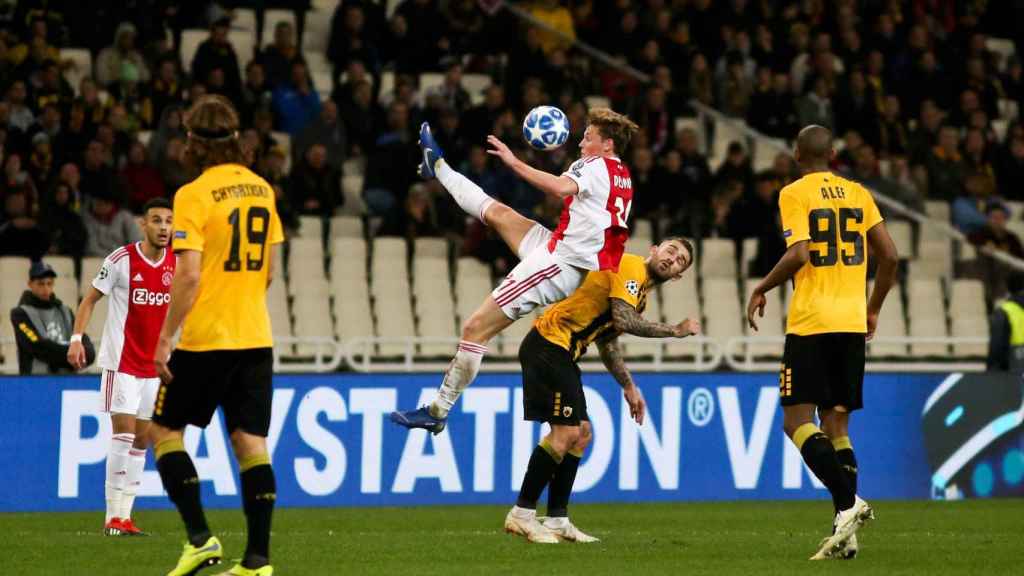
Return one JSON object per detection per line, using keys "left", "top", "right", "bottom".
{"left": 172, "top": 163, "right": 284, "bottom": 351}
{"left": 779, "top": 171, "right": 883, "bottom": 336}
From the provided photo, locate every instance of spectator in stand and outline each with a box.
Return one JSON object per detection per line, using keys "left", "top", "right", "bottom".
{"left": 707, "top": 178, "right": 746, "bottom": 239}
{"left": 31, "top": 103, "right": 61, "bottom": 160}
{"left": 905, "top": 51, "right": 953, "bottom": 114}
{"left": 0, "top": 192, "right": 49, "bottom": 258}
{"left": 260, "top": 21, "right": 302, "bottom": 90}
{"left": 796, "top": 76, "right": 834, "bottom": 130}
{"left": 461, "top": 85, "right": 506, "bottom": 144}
{"left": 42, "top": 182, "right": 87, "bottom": 258}
{"left": 289, "top": 143, "right": 342, "bottom": 217}
{"left": 80, "top": 140, "right": 120, "bottom": 203}
{"left": 835, "top": 68, "right": 880, "bottom": 147}
{"left": 714, "top": 141, "right": 754, "bottom": 197}
{"left": 95, "top": 22, "right": 150, "bottom": 89}
{"left": 294, "top": 100, "right": 346, "bottom": 171}
{"left": 4, "top": 153, "right": 39, "bottom": 210}
{"left": 394, "top": 0, "right": 450, "bottom": 74}
{"left": 147, "top": 56, "right": 182, "bottom": 130}
{"left": 431, "top": 106, "right": 467, "bottom": 168}
{"left": 717, "top": 51, "right": 752, "bottom": 118}
{"left": 27, "top": 133, "right": 54, "bottom": 193}
{"left": 688, "top": 52, "right": 714, "bottom": 107}
{"left": 746, "top": 172, "right": 787, "bottom": 277}
{"left": 997, "top": 136, "right": 1024, "bottom": 200}
{"left": 924, "top": 124, "right": 966, "bottom": 201}
{"left": 31, "top": 60, "right": 74, "bottom": 113}
{"left": 328, "top": 4, "right": 381, "bottom": 76}
{"left": 379, "top": 183, "right": 441, "bottom": 241}
{"left": 953, "top": 173, "right": 998, "bottom": 236}
{"left": 529, "top": 0, "right": 576, "bottom": 55}
{"left": 79, "top": 77, "right": 110, "bottom": 129}
{"left": 190, "top": 16, "right": 242, "bottom": 103}
{"left": 81, "top": 187, "right": 141, "bottom": 257}
{"left": 239, "top": 61, "right": 273, "bottom": 127}
{"left": 56, "top": 162, "right": 85, "bottom": 211}
{"left": 54, "top": 100, "right": 92, "bottom": 166}
{"left": 332, "top": 60, "right": 370, "bottom": 110}
{"left": 147, "top": 105, "right": 185, "bottom": 166}
{"left": 158, "top": 136, "right": 190, "bottom": 194}
{"left": 963, "top": 127, "right": 996, "bottom": 185}
{"left": 878, "top": 95, "right": 910, "bottom": 157}
{"left": 969, "top": 202, "right": 1024, "bottom": 301}
{"left": 424, "top": 60, "right": 471, "bottom": 115}
{"left": 340, "top": 79, "right": 380, "bottom": 157}
{"left": 272, "top": 60, "right": 321, "bottom": 135}
{"left": 6, "top": 79, "right": 35, "bottom": 132}
{"left": 119, "top": 140, "right": 165, "bottom": 213}
{"left": 637, "top": 85, "right": 673, "bottom": 154}
{"left": 908, "top": 99, "right": 944, "bottom": 163}
{"left": 628, "top": 146, "right": 658, "bottom": 221}
{"left": 363, "top": 101, "right": 417, "bottom": 217}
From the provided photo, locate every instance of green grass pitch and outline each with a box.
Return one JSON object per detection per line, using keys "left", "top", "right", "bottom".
{"left": 4, "top": 500, "right": 1022, "bottom": 575}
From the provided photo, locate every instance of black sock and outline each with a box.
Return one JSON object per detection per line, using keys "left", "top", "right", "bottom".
{"left": 833, "top": 438, "right": 858, "bottom": 496}
{"left": 547, "top": 452, "right": 581, "bottom": 518}
{"left": 795, "top": 426, "right": 855, "bottom": 511}
{"left": 516, "top": 441, "right": 561, "bottom": 509}
{"left": 156, "top": 449, "right": 211, "bottom": 547}
{"left": 240, "top": 463, "right": 276, "bottom": 569}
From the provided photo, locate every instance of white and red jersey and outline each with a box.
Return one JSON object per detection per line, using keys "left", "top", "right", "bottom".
{"left": 92, "top": 242, "right": 176, "bottom": 378}
{"left": 548, "top": 155, "right": 633, "bottom": 271}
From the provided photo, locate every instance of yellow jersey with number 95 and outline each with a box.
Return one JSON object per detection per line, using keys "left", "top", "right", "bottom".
{"left": 779, "top": 171, "right": 883, "bottom": 336}
{"left": 172, "top": 163, "right": 284, "bottom": 351}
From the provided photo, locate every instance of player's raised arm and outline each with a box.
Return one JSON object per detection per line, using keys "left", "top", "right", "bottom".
{"left": 865, "top": 222, "right": 899, "bottom": 341}
{"left": 486, "top": 134, "right": 578, "bottom": 199}
{"left": 68, "top": 287, "right": 104, "bottom": 370}
{"left": 596, "top": 335, "right": 645, "bottom": 425}
{"left": 610, "top": 298, "right": 698, "bottom": 338}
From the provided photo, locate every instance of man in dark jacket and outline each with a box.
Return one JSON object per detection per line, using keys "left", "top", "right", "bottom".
{"left": 11, "top": 261, "right": 95, "bottom": 375}
{"left": 987, "top": 279, "right": 1024, "bottom": 373}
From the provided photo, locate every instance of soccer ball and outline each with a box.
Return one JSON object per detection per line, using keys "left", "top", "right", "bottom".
{"left": 523, "top": 106, "right": 571, "bottom": 151}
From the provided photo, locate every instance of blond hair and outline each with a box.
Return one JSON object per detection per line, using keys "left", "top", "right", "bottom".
{"left": 183, "top": 94, "right": 245, "bottom": 171}
{"left": 587, "top": 107, "right": 640, "bottom": 155}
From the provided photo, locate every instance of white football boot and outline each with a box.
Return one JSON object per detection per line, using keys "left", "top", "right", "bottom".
{"left": 504, "top": 508, "right": 559, "bottom": 544}
{"left": 810, "top": 496, "right": 873, "bottom": 560}
{"left": 538, "top": 517, "right": 601, "bottom": 543}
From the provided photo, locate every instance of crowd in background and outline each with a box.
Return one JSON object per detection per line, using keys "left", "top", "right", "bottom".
{"left": 0, "top": 0, "right": 1021, "bottom": 285}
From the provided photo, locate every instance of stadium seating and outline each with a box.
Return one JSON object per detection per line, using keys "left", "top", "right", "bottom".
{"left": 888, "top": 220, "right": 914, "bottom": 259}
{"left": 907, "top": 279, "right": 950, "bottom": 357}
{"left": 744, "top": 278, "right": 784, "bottom": 358}
{"left": 261, "top": 9, "right": 297, "bottom": 48}
{"left": 699, "top": 238, "right": 737, "bottom": 279}
{"left": 868, "top": 281, "right": 908, "bottom": 358}
{"left": 662, "top": 264, "right": 701, "bottom": 357}
{"left": 59, "top": 48, "right": 92, "bottom": 94}
{"left": 234, "top": 8, "right": 257, "bottom": 34}
{"left": 413, "top": 256, "right": 457, "bottom": 356}
{"left": 949, "top": 279, "right": 988, "bottom": 357}
{"left": 303, "top": 9, "right": 333, "bottom": 54}
{"left": 298, "top": 215, "right": 324, "bottom": 240}
{"left": 179, "top": 29, "right": 207, "bottom": 75}
{"left": 701, "top": 277, "right": 743, "bottom": 352}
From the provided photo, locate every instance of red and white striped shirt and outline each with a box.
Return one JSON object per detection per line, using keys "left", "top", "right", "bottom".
{"left": 548, "top": 155, "right": 633, "bottom": 271}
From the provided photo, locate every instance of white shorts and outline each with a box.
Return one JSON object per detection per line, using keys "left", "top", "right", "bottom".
{"left": 491, "top": 225, "right": 585, "bottom": 320}
{"left": 99, "top": 369, "right": 160, "bottom": 420}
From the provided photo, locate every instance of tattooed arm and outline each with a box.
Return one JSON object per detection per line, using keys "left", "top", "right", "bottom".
{"left": 610, "top": 298, "right": 701, "bottom": 339}
{"left": 597, "top": 335, "right": 645, "bottom": 424}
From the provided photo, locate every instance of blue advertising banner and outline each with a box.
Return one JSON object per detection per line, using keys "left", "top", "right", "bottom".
{"left": 0, "top": 372, "right": 1021, "bottom": 512}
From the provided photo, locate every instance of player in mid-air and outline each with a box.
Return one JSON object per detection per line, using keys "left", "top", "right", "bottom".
{"left": 745, "top": 125, "right": 898, "bottom": 560}
{"left": 68, "top": 197, "right": 176, "bottom": 537}
{"left": 149, "top": 95, "right": 284, "bottom": 576}
{"left": 391, "top": 107, "right": 640, "bottom": 433}
{"left": 507, "top": 238, "right": 700, "bottom": 543}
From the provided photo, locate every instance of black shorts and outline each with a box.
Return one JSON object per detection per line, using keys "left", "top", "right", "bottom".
{"left": 519, "top": 328, "right": 588, "bottom": 425}
{"left": 780, "top": 333, "right": 865, "bottom": 411}
{"left": 152, "top": 348, "right": 274, "bottom": 436}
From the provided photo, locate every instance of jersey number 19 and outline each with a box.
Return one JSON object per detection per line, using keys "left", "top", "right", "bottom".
{"left": 224, "top": 206, "right": 270, "bottom": 272}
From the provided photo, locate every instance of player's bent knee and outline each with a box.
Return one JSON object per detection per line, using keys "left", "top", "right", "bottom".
{"left": 230, "top": 428, "right": 268, "bottom": 459}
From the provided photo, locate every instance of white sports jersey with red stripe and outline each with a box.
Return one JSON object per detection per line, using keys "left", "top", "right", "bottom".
{"left": 549, "top": 155, "right": 633, "bottom": 271}
{"left": 92, "top": 243, "right": 176, "bottom": 378}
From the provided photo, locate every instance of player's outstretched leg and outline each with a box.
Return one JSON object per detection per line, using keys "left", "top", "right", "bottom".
{"left": 419, "top": 122, "right": 494, "bottom": 221}
{"left": 153, "top": 428, "right": 223, "bottom": 575}
{"left": 506, "top": 430, "right": 582, "bottom": 544}
{"left": 541, "top": 421, "right": 599, "bottom": 543}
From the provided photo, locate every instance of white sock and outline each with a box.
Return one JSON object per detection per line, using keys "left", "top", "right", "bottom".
{"left": 120, "top": 448, "right": 146, "bottom": 521}
{"left": 105, "top": 433, "right": 134, "bottom": 522}
{"left": 511, "top": 505, "right": 536, "bottom": 519}
{"left": 436, "top": 160, "right": 495, "bottom": 222}
{"left": 430, "top": 341, "right": 487, "bottom": 418}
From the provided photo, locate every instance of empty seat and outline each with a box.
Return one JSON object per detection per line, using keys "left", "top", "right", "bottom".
{"left": 455, "top": 257, "right": 492, "bottom": 327}
{"left": 702, "top": 278, "right": 743, "bottom": 349}
{"left": 625, "top": 236, "right": 652, "bottom": 257}
{"left": 414, "top": 237, "right": 448, "bottom": 260}
{"left": 1007, "top": 201, "right": 1024, "bottom": 220}
{"left": 419, "top": 72, "right": 445, "bottom": 94}
{"left": 924, "top": 201, "right": 951, "bottom": 222}
{"left": 80, "top": 257, "right": 105, "bottom": 297}
{"left": 179, "top": 29, "right": 207, "bottom": 74}
{"left": 752, "top": 137, "right": 786, "bottom": 172}
{"left": 710, "top": 120, "right": 746, "bottom": 171}
{"left": 288, "top": 238, "right": 325, "bottom": 276}
{"left": 413, "top": 257, "right": 456, "bottom": 357}
{"left": 632, "top": 218, "right": 654, "bottom": 241}
{"left": 662, "top": 274, "right": 702, "bottom": 358}
{"left": 743, "top": 278, "right": 784, "bottom": 357}
{"left": 951, "top": 316, "right": 988, "bottom": 357}
{"left": 887, "top": 220, "right": 914, "bottom": 259}
{"left": 292, "top": 299, "right": 334, "bottom": 356}
{"left": 302, "top": 9, "right": 333, "bottom": 53}
{"left": 0, "top": 310, "right": 16, "bottom": 373}
{"left": 868, "top": 281, "right": 907, "bottom": 358}
{"left": 298, "top": 216, "right": 324, "bottom": 240}
{"left": 740, "top": 237, "right": 757, "bottom": 277}
{"left": 228, "top": 29, "right": 255, "bottom": 66}
{"left": 55, "top": 280, "right": 79, "bottom": 308}
{"left": 84, "top": 296, "right": 109, "bottom": 351}
{"left": 907, "top": 279, "right": 949, "bottom": 357}
{"left": 584, "top": 95, "right": 611, "bottom": 110}
{"left": 909, "top": 240, "right": 951, "bottom": 278}
{"left": 950, "top": 279, "right": 987, "bottom": 320}
{"left": 334, "top": 290, "right": 375, "bottom": 349}
{"left": 330, "top": 216, "right": 363, "bottom": 239}
{"left": 374, "top": 293, "right": 416, "bottom": 357}
{"left": 700, "top": 238, "right": 737, "bottom": 279}
{"left": 267, "top": 281, "right": 292, "bottom": 341}
{"left": 373, "top": 236, "right": 406, "bottom": 264}
{"left": 496, "top": 309, "right": 540, "bottom": 356}
{"left": 234, "top": 8, "right": 257, "bottom": 33}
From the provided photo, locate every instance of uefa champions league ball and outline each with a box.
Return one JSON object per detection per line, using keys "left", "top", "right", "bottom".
{"left": 523, "top": 105, "right": 571, "bottom": 151}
